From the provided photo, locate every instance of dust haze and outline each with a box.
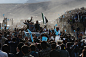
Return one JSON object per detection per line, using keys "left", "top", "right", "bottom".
{"left": 0, "top": 0, "right": 86, "bottom": 27}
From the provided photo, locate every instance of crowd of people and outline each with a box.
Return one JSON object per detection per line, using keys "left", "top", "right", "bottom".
{"left": 68, "top": 11, "right": 86, "bottom": 32}
{"left": 0, "top": 17, "right": 86, "bottom": 57}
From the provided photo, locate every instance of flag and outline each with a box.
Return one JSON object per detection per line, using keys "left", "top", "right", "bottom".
{"left": 7, "top": 19, "right": 9, "bottom": 21}
{"left": 3, "top": 14, "right": 5, "bottom": 16}
{"left": 27, "top": 29, "right": 31, "bottom": 33}
{"left": 74, "top": 30, "right": 75, "bottom": 32}
{"left": 24, "top": 31, "right": 27, "bottom": 36}
{"left": 55, "top": 24, "right": 57, "bottom": 26}
{"left": 42, "top": 13, "right": 48, "bottom": 24}
{"left": 6, "top": 27, "right": 9, "bottom": 29}
{"left": 27, "top": 29, "right": 33, "bottom": 42}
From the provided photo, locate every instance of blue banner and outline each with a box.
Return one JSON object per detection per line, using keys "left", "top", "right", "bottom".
{"left": 27, "top": 29, "right": 33, "bottom": 42}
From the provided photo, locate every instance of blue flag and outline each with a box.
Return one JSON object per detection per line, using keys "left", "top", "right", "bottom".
{"left": 3, "top": 14, "right": 5, "bottom": 16}
{"left": 24, "top": 31, "right": 27, "bottom": 36}
{"left": 7, "top": 19, "right": 9, "bottom": 21}
{"left": 27, "top": 29, "right": 33, "bottom": 42}
{"left": 55, "top": 24, "right": 57, "bottom": 26}
{"left": 6, "top": 27, "right": 9, "bottom": 29}
{"left": 27, "top": 29, "right": 31, "bottom": 33}
{"left": 30, "top": 34, "right": 33, "bottom": 42}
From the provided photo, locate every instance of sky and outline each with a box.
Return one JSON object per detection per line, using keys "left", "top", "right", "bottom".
{"left": 0, "top": 0, "right": 50, "bottom": 3}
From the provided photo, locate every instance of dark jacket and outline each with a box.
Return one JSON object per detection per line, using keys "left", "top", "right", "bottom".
{"left": 50, "top": 50, "right": 60, "bottom": 57}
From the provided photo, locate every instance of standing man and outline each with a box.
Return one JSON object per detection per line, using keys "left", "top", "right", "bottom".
{"left": 54, "top": 27, "right": 60, "bottom": 43}
{"left": 35, "top": 20, "right": 40, "bottom": 32}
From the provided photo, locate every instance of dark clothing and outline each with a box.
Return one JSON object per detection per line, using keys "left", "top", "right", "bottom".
{"left": 83, "top": 50, "right": 86, "bottom": 57}
{"left": 10, "top": 42, "right": 18, "bottom": 54}
{"left": 24, "top": 22, "right": 29, "bottom": 29}
{"left": 50, "top": 50, "right": 60, "bottom": 57}
{"left": 30, "top": 51, "right": 38, "bottom": 57}
{"left": 22, "top": 54, "right": 34, "bottom": 57}
{"left": 8, "top": 53, "right": 15, "bottom": 57}
{"left": 60, "top": 50, "right": 70, "bottom": 57}
{"left": 77, "top": 27, "right": 80, "bottom": 32}
{"left": 35, "top": 24, "right": 40, "bottom": 32}
{"left": 17, "top": 38, "right": 25, "bottom": 43}
{"left": 24, "top": 22, "right": 35, "bottom": 31}
{"left": 34, "top": 38, "right": 39, "bottom": 43}
{"left": 5, "top": 40, "right": 12, "bottom": 45}
{"left": 39, "top": 48, "right": 51, "bottom": 57}
{"left": 74, "top": 45, "right": 79, "bottom": 53}
{"left": 66, "top": 48, "right": 72, "bottom": 57}
{"left": 16, "top": 51, "right": 24, "bottom": 57}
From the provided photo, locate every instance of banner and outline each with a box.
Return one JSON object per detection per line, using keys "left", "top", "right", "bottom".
{"left": 27, "top": 29, "right": 33, "bottom": 42}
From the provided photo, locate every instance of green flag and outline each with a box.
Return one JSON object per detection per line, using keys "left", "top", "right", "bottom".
{"left": 42, "top": 13, "right": 48, "bottom": 24}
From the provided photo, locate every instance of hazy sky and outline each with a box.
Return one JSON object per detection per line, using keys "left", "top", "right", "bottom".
{"left": 0, "top": 0, "right": 50, "bottom": 3}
